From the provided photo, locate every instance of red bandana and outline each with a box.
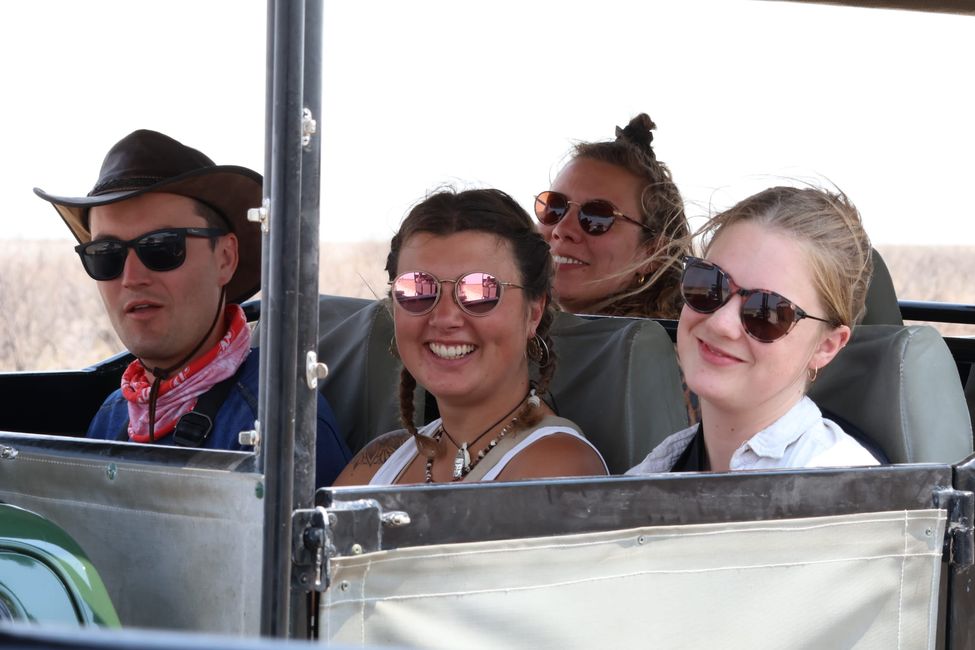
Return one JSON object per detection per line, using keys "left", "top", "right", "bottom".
{"left": 121, "top": 305, "right": 251, "bottom": 443}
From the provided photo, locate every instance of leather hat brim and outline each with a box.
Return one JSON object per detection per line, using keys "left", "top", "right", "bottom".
{"left": 34, "top": 165, "right": 263, "bottom": 304}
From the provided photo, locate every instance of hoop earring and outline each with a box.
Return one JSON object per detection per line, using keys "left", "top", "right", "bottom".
{"left": 808, "top": 366, "right": 819, "bottom": 383}
{"left": 527, "top": 334, "right": 551, "bottom": 368}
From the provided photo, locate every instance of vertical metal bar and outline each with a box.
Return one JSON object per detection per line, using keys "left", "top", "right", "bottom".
{"left": 289, "top": 0, "right": 324, "bottom": 637}
{"left": 295, "top": 0, "right": 322, "bottom": 520}
{"left": 260, "top": 0, "right": 306, "bottom": 638}
{"left": 258, "top": 0, "right": 274, "bottom": 422}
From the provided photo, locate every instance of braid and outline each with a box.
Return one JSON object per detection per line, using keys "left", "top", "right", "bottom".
{"left": 519, "top": 303, "right": 558, "bottom": 428}
{"left": 398, "top": 367, "right": 439, "bottom": 459}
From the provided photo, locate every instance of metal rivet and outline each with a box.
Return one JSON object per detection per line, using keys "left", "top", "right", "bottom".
{"left": 381, "top": 511, "right": 412, "bottom": 527}
{"left": 299, "top": 574, "right": 309, "bottom": 585}
{"left": 637, "top": 535, "right": 647, "bottom": 545}
{"left": 351, "top": 544, "right": 363, "bottom": 555}
{"left": 925, "top": 528, "right": 933, "bottom": 537}
{"left": 106, "top": 463, "right": 118, "bottom": 481}
{"left": 339, "top": 581, "right": 350, "bottom": 591}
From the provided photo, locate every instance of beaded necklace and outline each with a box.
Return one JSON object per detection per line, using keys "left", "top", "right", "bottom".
{"left": 424, "top": 388, "right": 538, "bottom": 483}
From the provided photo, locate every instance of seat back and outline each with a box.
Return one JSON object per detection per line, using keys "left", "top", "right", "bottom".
{"left": 316, "top": 296, "right": 406, "bottom": 455}
{"left": 861, "top": 249, "right": 903, "bottom": 326}
{"left": 809, "top": 324, "right": 972, "bottom": 464}
{"left": 546, "top": 312, "right": 688, "bottom": 473}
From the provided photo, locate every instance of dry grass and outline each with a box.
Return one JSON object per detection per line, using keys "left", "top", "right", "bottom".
{"left": 1, "top": 240, "right": 973, "bottom": 372}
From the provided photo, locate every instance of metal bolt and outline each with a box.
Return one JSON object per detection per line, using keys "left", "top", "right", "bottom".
{"left": 301, "top": 108, "right": 317, "bottom": 148}
{"left": 247, "top": 198, "right": 270, "bottom": 233}
{"left": 381, "top": 511, "right": 412, "bottom": 527}
{"left": 299, "top": 574, "right": 309, "bottom": 585}
{"left": 239, "top": 422, "right": 261, "bottom": 447}
{"left": 339, "top": 581, "right": 350, "bottom": 591}
{"left": 350, "top": 543, "right": 363, "bottom": 555}
{"left": 637, "top": 535, "right": 647, "bottom": 545}
{"left": 925, "top": 528, "right": 933, "bottom": 537}
{"left": 106, "top": 463, "right": 118, "bottom": 481}
{"left": 306, "top": 351, "right": 329, "bottom": 389}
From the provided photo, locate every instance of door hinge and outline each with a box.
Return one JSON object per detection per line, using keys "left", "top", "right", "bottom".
{"left": 935, "top": 489, "right": 974, "bottom": 569}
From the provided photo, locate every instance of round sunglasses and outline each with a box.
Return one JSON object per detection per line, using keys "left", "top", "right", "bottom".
{"left": 75, "top": 227, "right": 228, "bottom": 281}
{"left": 534, "top": 191, "right": 655, "bottom": 236}
{"left": 389, "top": 271, "right": 524, "bottom": 317}
{"left": 680, "top": 256, "right": 837, "bottom": 342}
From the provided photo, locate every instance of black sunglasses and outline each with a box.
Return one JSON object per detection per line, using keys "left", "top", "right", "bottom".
{"left": 75, "top": 227, "right": 228, "bottom": 281}
{"left": 680, "top": 256, "right": 836, "bottom": 342}
{"left": 534, "top": 190, "right": 654, "bottom": 236}
{"left": 390, "top": 271, "right": 524, "bottom": 317}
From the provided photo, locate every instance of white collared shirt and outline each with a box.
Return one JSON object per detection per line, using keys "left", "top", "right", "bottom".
{"left": 626, "top": 396, "right": 880, "bottom": 475}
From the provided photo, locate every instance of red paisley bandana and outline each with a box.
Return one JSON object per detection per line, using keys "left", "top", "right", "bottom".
{"left": 121, "top": 305, "right": 251, "bottom": 443}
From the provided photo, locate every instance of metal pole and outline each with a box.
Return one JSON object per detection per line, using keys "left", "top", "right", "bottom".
{"left": 289, "top": 0, "right": 324, "bottom": 636}
{"left": 260, "top": 0, "right": 306, "bottom": 638}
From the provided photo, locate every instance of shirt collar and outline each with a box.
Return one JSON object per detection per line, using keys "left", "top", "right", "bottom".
{"left": 740, "top": 397, "right": 822, "bottom": 459}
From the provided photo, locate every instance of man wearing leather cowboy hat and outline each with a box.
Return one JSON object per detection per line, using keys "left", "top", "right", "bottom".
{"left": 35, "top": 129, "right": 350, "bottom": 486}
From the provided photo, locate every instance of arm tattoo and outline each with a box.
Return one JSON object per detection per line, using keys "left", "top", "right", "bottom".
{"left": 352, "top": 431, "right": 411, "bottom": 471}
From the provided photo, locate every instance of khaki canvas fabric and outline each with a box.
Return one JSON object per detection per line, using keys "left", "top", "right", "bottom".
{"left": 322, "top": 509, "right": 945, "bottom": 649}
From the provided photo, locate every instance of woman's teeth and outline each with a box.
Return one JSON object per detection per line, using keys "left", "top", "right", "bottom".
{"left": 429, "top": 343, "right": 475, "bottom": 359}
{"left": 552, "top": 255, "right": 584, "bottom": 265}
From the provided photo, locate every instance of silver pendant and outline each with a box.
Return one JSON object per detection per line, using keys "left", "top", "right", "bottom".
{"left": 453, "top": 443, "right": 470, "bottom": 479}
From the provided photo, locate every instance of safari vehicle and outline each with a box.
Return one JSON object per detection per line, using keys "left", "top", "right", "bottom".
{"left": 2, "top": 0, "right": 975, "bottom": 649}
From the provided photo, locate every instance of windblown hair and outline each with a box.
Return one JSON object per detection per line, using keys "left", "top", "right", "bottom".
{"left": 386, "top": 188, "right": 558, "bottom": 458}
{"left": 697, "top": 186, "right": 874, "bottom": 328}
{"left": 569, "top": 113, "right": 690, "bottom": 318}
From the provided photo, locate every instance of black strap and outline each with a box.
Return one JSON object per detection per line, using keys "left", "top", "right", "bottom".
{"left": 116, "top": 364, "right": 246, "bottom": 447}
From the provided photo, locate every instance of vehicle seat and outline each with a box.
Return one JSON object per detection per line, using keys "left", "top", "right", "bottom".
{"left": 316, "top": 296, "right": 408, "bottom": 455}
{"left": 861, "top": 249, "right": 903, "bottom": 326}
{"left": 546, "top": 312, "right": 688, "bottom": 474}
{"left": 808, "top": 324, "right": 972, "bottom": 464}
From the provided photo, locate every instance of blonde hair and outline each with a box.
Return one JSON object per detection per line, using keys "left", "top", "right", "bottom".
{"left": 698, "top": 186, "right": 873, "bottom": 328}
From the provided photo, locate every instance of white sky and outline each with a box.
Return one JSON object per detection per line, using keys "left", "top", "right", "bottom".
{"left": 3, "top": 0, "right": 973, "bottom": 245}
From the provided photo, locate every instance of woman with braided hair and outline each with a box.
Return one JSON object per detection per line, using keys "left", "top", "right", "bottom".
{"left": 334, "top": 188, "right": 608, "bottom": 485}
{"left": 536, "top": 113, "right": 690, "bottom": 318}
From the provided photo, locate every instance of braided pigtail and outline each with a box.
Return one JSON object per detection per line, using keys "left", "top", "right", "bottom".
{"left": 398, "top": 367, "right": 439, "bottom": 459}
{"left": 518, "top": 302, "right": 558, "bottom": 428}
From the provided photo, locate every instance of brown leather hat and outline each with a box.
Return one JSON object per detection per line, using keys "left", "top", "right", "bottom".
{"left": 34, "top": 129, "right": 263, "bottom": 304}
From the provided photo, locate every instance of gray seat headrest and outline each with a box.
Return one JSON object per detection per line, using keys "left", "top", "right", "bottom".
{"left": 809, "top": 324, "right": 972, "bottom": 464}
{"left": 861, "top": 249, "right": 903, "bottom": 326}
{"left": 548, "top": 312, "right": 688, "bottom": 473}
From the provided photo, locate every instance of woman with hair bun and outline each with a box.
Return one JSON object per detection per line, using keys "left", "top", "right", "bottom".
{"left": 535, "top": 114, "right": 690, "bottom": 318}
{"left": 628, "top": 186, "right": 881, "bottom": 474}
{"left": 335, "top": 188, "right": 608, "bottom": 485}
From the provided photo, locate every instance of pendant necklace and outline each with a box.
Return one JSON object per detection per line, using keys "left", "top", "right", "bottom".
{"left": 425, "top": 387, "right": 537, "bottom": 483}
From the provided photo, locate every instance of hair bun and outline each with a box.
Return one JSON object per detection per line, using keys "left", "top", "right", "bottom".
{"left": 615, "top": 113, "right": 657, "bottom": 159}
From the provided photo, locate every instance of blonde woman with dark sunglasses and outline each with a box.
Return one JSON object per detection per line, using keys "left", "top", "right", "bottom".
{"left": 628, "top": 186, "right": 880, "bottom": 474}
{"left": 335, "top": 189, "right": 607, "bottom": 486}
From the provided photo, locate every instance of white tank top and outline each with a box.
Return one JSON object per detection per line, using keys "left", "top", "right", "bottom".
{"left": 369, "top": 417, "right": 606, "bottom": 485}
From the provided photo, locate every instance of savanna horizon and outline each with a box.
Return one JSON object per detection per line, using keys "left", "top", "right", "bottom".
{"left": 1, "top": 239, "right": 972, "bottom": 372}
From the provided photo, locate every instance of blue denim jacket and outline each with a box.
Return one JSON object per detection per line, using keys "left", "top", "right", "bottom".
{"left": 86, "top": 350, "right": 351, "bottom": 487}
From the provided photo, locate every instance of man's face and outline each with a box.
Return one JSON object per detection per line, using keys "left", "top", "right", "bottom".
{"left": 87, "top": 192, "right": 238, "bottom": 373}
